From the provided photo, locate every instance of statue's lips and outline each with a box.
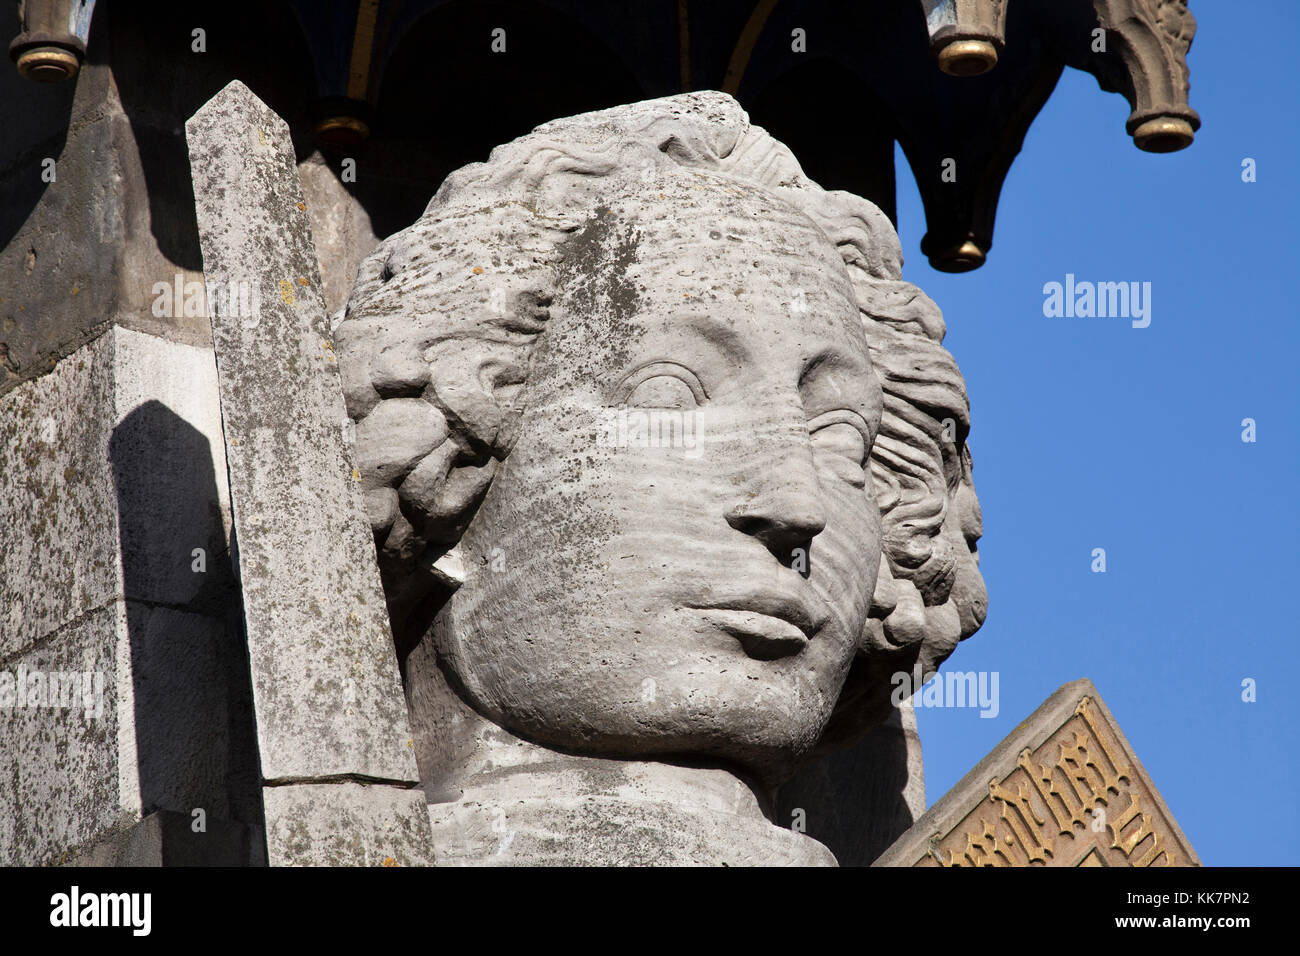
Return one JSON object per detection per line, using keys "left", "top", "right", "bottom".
{"left": 689, "top": 592, "right": 831, "bottom": 661}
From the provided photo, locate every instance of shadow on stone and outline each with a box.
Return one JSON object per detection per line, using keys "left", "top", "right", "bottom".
{"left": 109, "top": 398, "right": 265, "bottom": 864}
{"left": 775, "top": 710, "right": 918, "bottom": 867}
{"left": 0, "top": 12, "right": 73, "bottom": 262}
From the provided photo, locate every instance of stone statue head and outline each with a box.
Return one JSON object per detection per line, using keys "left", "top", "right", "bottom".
{"left": 815, "top": 280, "right": 988, "bottom": 750}
{"left": 336, "top": 92, "right": 984, "bottom": 784}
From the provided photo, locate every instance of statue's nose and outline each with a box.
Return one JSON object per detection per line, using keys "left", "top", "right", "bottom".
{"left": 725, "top": 475, "right": 827, "bottom": 559}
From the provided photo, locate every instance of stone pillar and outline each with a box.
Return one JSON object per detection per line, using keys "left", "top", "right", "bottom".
{"left": 185, "top": 80, "right": 432, "bottom": 866}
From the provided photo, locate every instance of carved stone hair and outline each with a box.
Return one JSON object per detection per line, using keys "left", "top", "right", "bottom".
{"left": 337, "top": 92, "right": 975, "bottom": 710}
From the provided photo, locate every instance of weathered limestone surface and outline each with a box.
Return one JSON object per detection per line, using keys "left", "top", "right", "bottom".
{"left": 0, "top": 603, "right": 127, "bottom": 866}
{"left": 298, "top": 152, "right": 381, "bottom": 321}
{"left": 0, "top": 326, "right": 257, "bottom": 865}
{"left": 429, "top": 769, "right": 836, "bottom": 867}
{"left": 186, "top": 80, "right": 418, "bottom": 786}
{"left": 1, "top": 330, "right": 120, "bottom": 654}
{"left": 875, "top": 679, "right": 1201, "bottom": 867}
{"left": 262, "top": 784, "right": 434, "bottom": 867}
{"left": 64, "top": 811, "right": 264, "bottom": 867}
{"left": 0, "top": 324, "right": 239, "bottom": 651}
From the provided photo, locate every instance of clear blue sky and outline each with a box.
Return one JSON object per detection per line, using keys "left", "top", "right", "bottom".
{"left": 897, "top": 1, "right": 1299, "bottom": 866}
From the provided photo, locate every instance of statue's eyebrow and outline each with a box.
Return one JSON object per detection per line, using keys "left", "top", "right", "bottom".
{"left": 669, "top": 309, "right": 753, "bottom": 364}
{"left": 799, "top": 346, "right": 872, "bottom": 390}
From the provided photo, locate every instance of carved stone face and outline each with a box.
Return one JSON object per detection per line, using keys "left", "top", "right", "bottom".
{"left": 948, "top": 460, "right": 986, "bottom": 640}
{"left": 869, "top": 397, "right": 986, "bottom": 656}
{"left": 434, "top": 183, "right": 883, "bottom": 778}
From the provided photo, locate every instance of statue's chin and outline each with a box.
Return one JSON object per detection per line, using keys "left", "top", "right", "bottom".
{"left": 458, "top": 680, "right": 829, "bottom": 789}
{"left": 431, "top": 666, "right": 819, "bottom": 787}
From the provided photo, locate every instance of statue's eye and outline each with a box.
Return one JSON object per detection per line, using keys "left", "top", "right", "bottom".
{"left": 627, "top": 375, "right": 696, "bottom": 409}
{"left": 808, "top": 412, "right": 871, "bottom": 487}
{"left": 621, "top": 362, "right": 706, "bottom": 409}
{"left": 812, "top": 422, "right": 866, "bottom": 463}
